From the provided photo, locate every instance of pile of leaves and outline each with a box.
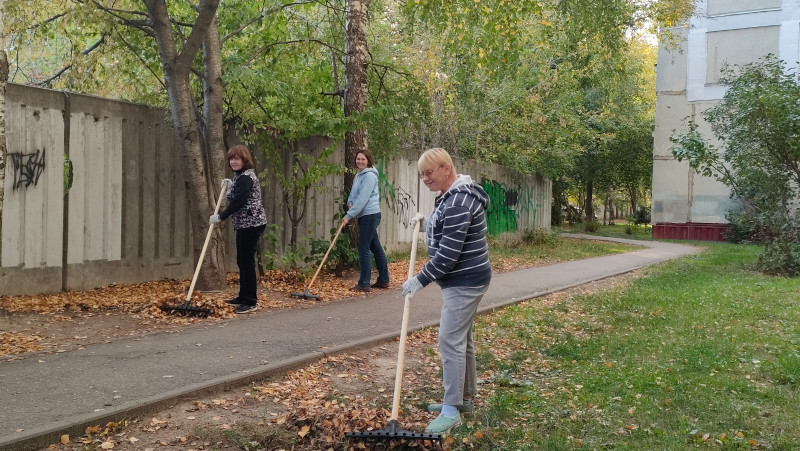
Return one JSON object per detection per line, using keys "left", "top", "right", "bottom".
{"left": 248, "top": 330, "right": 446, "bottom": 450}
{"left": 48, "top": 421, "right": 132, "bottom": 450}
{"left": 0, "top": 331, "right": 43, "bottom": 355}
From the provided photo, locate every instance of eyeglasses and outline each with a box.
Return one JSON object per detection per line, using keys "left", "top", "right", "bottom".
{"left": 418, "top": 166, "right": 443, "bottom": 179}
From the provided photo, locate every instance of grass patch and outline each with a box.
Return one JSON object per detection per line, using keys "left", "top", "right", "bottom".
{"left": 556, "top": 222, "right": 654, "bottom": 240}
{"left": 448, "top": 242, "right": 800, "bottom": 449}
{"left": 388, "top": 233, "right": 642, "bottom": 272}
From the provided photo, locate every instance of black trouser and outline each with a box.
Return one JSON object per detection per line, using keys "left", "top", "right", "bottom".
{"left": 236, "top": 224, "right": 266, "bottom": 305}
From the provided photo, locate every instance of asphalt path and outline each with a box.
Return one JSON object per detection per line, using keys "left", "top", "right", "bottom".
{"left": 0, "top": 234, "right": 699, "bottom": 450}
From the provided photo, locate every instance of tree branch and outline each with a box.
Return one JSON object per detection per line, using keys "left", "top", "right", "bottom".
{"left": 220, "top": 1, "right": 315, "bottom": 44}
{"left": 246, "top": 39, "right": 342, "bottom": 66}
{"left": 177, "top": 0, "right": 221, "bottom": 69}
{"left": 114, "top": 31, "right": 167, "bottom": 91}
{"left": 92, "top": 1, "right": 155, "bottom": 36}
{"left": 35, "top": 36, "right": 106, "bottom": 86}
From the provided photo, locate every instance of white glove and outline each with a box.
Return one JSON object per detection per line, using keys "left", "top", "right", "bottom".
{"left": 209, "top": 214, "right": 221, "bottom": 224}
{"left": 402, "top": 277, "right": 423, "bottom": 299}
{"left": 409, "top": 214, "right": 426, "bottom": 230}
{"left": 221, "top": 178, "right": 232, "bottom": 188}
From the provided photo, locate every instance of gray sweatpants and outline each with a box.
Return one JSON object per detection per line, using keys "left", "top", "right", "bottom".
{"left": 439, "top": 283, "right": 490, "bottom": 406}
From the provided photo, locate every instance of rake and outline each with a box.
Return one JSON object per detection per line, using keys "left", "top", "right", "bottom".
{"left": 160, "top": 181, "right": 229, "bottom": 317}
{"left": 290, "top": 220, "right": 346, "bottom": 300}
{"left": 345, "top": 213, "right": 442, "bottom": 444}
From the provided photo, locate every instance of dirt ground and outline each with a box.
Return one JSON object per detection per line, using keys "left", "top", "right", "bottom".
{"left": 0, "top": 261, "right": 425, "bottom": 361}
{"left": 35, "top": 273, "right": 638, "bottom": 451}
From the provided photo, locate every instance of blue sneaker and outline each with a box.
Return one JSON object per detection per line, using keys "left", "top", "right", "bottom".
{"left": 425, "top": 413, "right": 461, "bottom": 434}
{"left": 427, "top": 400, "right": 474, "bottom": 413}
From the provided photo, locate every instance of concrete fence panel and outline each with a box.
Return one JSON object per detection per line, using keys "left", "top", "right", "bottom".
{"left": 1, "top": 84, "right": 550, "bottom": 296}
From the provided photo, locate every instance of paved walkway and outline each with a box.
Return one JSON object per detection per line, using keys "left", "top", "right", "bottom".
{"left": 0, "top": 235, "right": 699, "bottom": 450}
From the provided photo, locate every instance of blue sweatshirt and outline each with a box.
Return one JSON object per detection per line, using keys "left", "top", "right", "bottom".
{"left": 416, "top": 175, "right": 492, "bottom": 289}
{"left": 345, "top": 167, "right": 381, "bottom": 220}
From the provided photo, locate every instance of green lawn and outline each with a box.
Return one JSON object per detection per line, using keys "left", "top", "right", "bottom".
{"left": 449, "top": 242, "right": 800, "bottom": 449}
{"left": 556, "top": 222, "right": 654, "bottom": 240}
{"left": 388, "top": 231, "right": 642, "bottom": 270}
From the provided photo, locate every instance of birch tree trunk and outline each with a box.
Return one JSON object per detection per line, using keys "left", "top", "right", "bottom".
{"left": 201, "top": 16, "right": 227, "bottom": 282}
{"left": 343, "top": 0, "right": 370, "bottom": 191}
{"left": 0, "top": 0, "right": 7, "bottom": 266}
{"left": 144, "top": 0, "right": 225, "bottom": 291}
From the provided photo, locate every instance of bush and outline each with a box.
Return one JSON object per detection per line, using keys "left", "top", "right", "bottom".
{"left": 522, "top": 227, "right": 560, "bottom": 246}
{"left": 634, "top": 206, "right": 650, "bottom": 225}
{"left": 583, "top": 221, "right": 600, "bottom": 233}
{"left": 758, "top": 240, "right": 800, "bottom": 276}
{"left": 724, "top": 203, "right": 761, "bottom": 243}
{"left": 671, "top": 55, "right": 800, "bottom": 275}
{"left": 625, "top": 223, "right": 635, "bottom": 235}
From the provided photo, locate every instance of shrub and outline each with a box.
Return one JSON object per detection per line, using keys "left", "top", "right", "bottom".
{"left": 583, "top": 221, "right": 600, "bottom": 233}
{"left": 522, "top": 227, "right": 560, "bottom": 246}
{"left": 634, "top": 206, "right": 650, "bottom": 225}
{"left": 671, "top": 55, "right": 800, "bottom": 275}
{"left": 724, "top": 203, "right": 761, "bottom": 244}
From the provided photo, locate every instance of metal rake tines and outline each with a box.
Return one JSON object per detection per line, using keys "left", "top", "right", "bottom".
{"left": 345, "top": 420, "right": 442, "bottom": 441}
{"left": 160, "top": 302, "right": 211, "bottom": 318}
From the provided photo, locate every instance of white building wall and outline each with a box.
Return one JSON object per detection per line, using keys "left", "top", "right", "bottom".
{"left": 653, "top": 0, "right": 800, "bottom": 226}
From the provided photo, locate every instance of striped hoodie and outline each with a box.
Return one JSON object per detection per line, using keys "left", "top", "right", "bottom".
{"left": 416, "top": 175, "right": 492, "bottom": 289}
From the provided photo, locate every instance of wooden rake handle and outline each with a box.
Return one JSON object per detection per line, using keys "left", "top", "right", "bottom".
{"left": 185, "top": 182, "right": 229, "bottom": 302}
{"left": 390, "top": 212, "right": 425, "bottom": 421}
{"left": 304, "top": 219, "right": 347, "bottom": 291}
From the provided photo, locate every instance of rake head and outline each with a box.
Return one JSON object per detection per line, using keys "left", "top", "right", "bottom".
{"left": 290, "top": 289, "right": 321, "bottom": 301}
{"left": 160, "top": 301, "right": 211, "bottom": 318}
{"left": 345, "top": 419, "right": 441, "bottom": 442}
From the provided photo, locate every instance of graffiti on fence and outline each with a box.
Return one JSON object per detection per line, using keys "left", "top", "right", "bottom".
{"left": 9, "top": 148, "right": 46, "bottom": 191}
{"left": 482, "top": 178, "right": 547, "bottom": 235}
{"left": 514, "top": 182, "right": 547, "bottom": 227}
{"left": 482, "top": 178, "right": 518, "bottom": 235}
{"left": 377, "top": 159, "right": 417, "bottom": 227}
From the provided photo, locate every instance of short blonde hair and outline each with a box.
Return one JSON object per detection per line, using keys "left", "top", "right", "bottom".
{"left": 418, "top": 148, "right": 455, "bottom": 173}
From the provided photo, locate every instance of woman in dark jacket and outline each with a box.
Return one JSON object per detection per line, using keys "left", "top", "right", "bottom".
{"left": 210, "top": 145, "right": 268, "bottom": 314}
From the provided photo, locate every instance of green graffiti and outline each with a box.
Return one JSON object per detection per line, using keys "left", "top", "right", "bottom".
{"left": 482, "top": 179, "right": 518, "bottom": 236}
{"left": 377, "top": 159, "right": 396, "bottom": 203}
{"left": 514, "top": 181, "right": 547, "bottom": 226}
{"left": 482, "top": 178, "right": 549, "bottom": 235}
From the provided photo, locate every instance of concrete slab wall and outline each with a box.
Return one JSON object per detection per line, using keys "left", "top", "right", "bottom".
{"left": 1, "top": 84, "right": 550, "bottom": 296}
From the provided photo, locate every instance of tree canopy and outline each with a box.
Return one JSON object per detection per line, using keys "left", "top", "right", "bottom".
{"left": 3, "top": 0, "right": 695, "bottom": 225}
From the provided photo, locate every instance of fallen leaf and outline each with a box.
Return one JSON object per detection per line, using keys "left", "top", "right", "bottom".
{"left": 100, "top": 441, "right": 114, "bottom": 449}
{"left": 60, "top": 435, "right": 69, "bottom": 444}
{"left": 298, "top": 425, "right": 311, "bottom": 438}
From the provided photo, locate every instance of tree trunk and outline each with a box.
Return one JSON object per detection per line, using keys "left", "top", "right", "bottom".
{"left": 584, "top": 181, "right": 594, "bottom": 222}
{"left": 608, "top": 193, "right": 614, "bottom": 225}
{"left": 343, "top": 0, "right": 371, "bottom": 192}
{"left": 145, "top": 0, "right": 225, "bottom": 291}
{"left": 0, "top": 2, "right": 7, "bottom": 266}
{"left": 201, "top": 16, "right": 228, "bottom": 283}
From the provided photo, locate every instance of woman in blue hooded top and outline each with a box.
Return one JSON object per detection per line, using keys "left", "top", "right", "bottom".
{"left": 341, "top": 149, "right": 390, "bottom": 292}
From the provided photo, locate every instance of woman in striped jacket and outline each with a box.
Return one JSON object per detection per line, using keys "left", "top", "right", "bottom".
{"left": 402, "top": 147, "right": 492, "bottom": 434}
